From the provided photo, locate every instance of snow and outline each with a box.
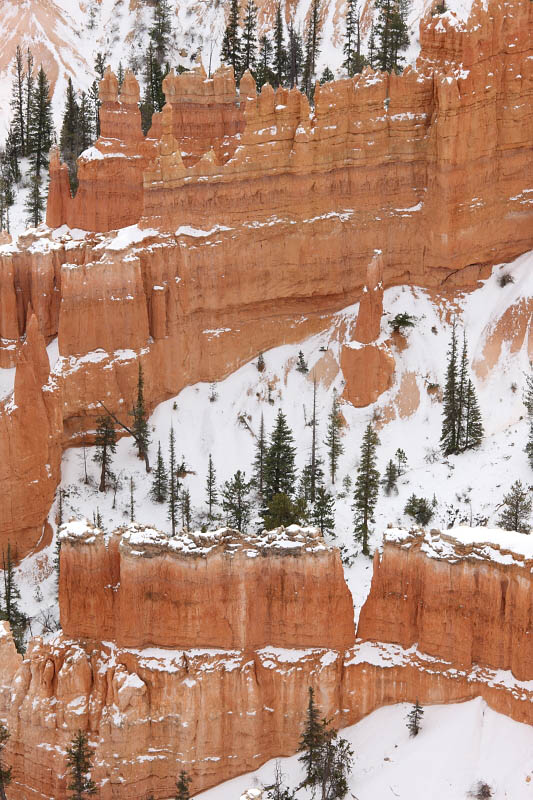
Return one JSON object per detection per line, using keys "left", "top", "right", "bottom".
{"left": 95, "top": 225, "right": 161, "bottom": 251}
{"left": 176, "top": 225, "right": 233, "bottom": 238}
{"left": 197, "top": 699, "right": 533, "bottom": 800}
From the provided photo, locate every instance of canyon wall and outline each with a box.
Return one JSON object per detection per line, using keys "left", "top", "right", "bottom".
{"left": 6, "top": 525, "right": 533, "bottom": 799}
{"left": 59, "top": 522, "right": 355, "bottom": 651}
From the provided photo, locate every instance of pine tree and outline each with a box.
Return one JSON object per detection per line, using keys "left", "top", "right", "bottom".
{"left": 129, "top": 477, "right": 135, "bottom": 522}
{"left": 222, "top": 470, "right": 252, "bottom": 532}
{"left": 288, "top": 20, "right": 304, "bottom": 88}
{"left": 325, "top": 390, "right": 344, "bottom": 484}
{"left": 375, "top": 0, "right": 410, "bottom": 74}
{"left": 89, "top": 81, "right": 101, "bottom": 139}
{"left": 296, "top": 350, "right": 309, "bottom": 374}
{"left": 264, "top": 410, "right": 297, "bottom": 502}
{"left": 93, "top": 415, "right": 117, "bottom": 492}
{"left": 343, "top": 0, "right": 357, "bottom": 75}
{"left": 130, "top": 363, "right": 151, "bottom": 462}
{"left": 273, "top": 3, "right": 288, "bottom": 87}
{"left": 150, "top": 0, "right": 172, "bottom": 64}
{"left": 406, "top": 700, "right": 424, "bottom": 736}
{"left": 263, "top": 492, "right": 306, "bottom": 529}
{"left": 298, "top": 687, "right": 327, "bottom": 788}
{"left": 175, "top": 770, "right": 192, "bottom": 800}
{"left": 498, "top": 480, "right": 532, "bottom": 534}
{"left": 306, "top": 377, "right": 324, "bottom": 504}
{"left": 141, "top": 40, "right": 166, "bottom": 134}
{"left": 525, "top": 366, "right": 533, "bottom": 469}
{"left": 9, "top": 45, "right": 26, "bottom": 159}
{"left": 28, "top": 65, "right": 54, "bottom": 178}
{"left": 353, "top": 422, "right": 380, "bottom": 556}
{"left": 1, "top": 544, "right": 27, "bottom": 654}
{"left": 24, "top": 48, "right": 35, "bottom": 160}
{"left": 78, "top": 91, "right": 95, "bottom": 153}
{"left": 206, "top": 454, "right": 218, "bottom": 519}
{"left": 221, "top": 0, "right": 242, "bottom": 78}
{"left": 301, "top": 0, "right": 322, "bottom": 98}
{"left": 312, "top": 486, "right": 335, "bottom": 537}
{"left": 320, "top": 66, "right": 334, "bottom": 83}
{"left": 66, "top": 730, "right": 97, "bottom": 799}
{"left": 441, "top": 320, "right": 459, "bottom": 456}
{"left": 150, "top": 441, "right": 168, "bottom": 503}
{"left": 382, "top": 459, "right": 398, "bottom": 495}
{"left": 368, "top": 23, "right": 376, "bottom": 68}
{"left": 179, "top": 487, "right": 192, "bottom": 531}
{"left": 25, "top": 172, "right": 45, "bottom": 228}
{"left": 253, "top": 413, "right": 267, "bottom": 497}
{"left": 93, "top": 508, "right": 103, "bottom": 529}
{"left": 117, "top": 62, "right": 125, "bottom": 88}
{"left": 60, "top": 77, "right": 80, "bottom": 192}
{"left": 241, "top": 0, "right": 258, "bottom": 74}
{"left": 395, "top": 447, "right": 407, "bottom": 475}
{"left": 0, "top": 723, "right": 12, "bottom": 800}
{"left": 256, "top": 35, "right": 274, "bottom": 89}
{"left": 94, "top": 52, "right": 107, "bottom": 80}
{"left": 463, "top": 379, "right": 484, "bottom": 450}
{"left": 167, "top": 425, "right": 179, "bottom": 536}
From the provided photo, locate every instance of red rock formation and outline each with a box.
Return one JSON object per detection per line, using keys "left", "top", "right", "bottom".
{"left": 59, "top": 522, "right": 355, "bottom": 651}
{"left": 341, "top": 343, "right": 395, "bottom": 406}
{"left": 353, "top": 251, "right": 384, "bottom": 344}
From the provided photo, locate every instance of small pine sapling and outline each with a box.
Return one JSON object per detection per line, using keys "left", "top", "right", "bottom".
{"left": 389, "top": 312, "right": 416, "bottom": 333}
{"left": 353, "top": 422, "right": 380, "bottom": 556}
{"left": 312, "top": 486, "right": 335, "bottom": 537}
{"left": 296, "top": 350, "right": 309, "bottom": 374}
{"left": 205, "top": 454, "right": 218, "bottom": 519}
{"left": 129, "top": 477, "right": 135, "bottom": 522}
{"left": 65, "top": 730, "right": 97, "bottom": 799}
{"left": 406, "top": 700, "right": 424, "bottom": 737}
{"left": 175, "top": 769, "right": 192, "bottom": 800}
{"left": 498, "top": 480, "right": 532, "bottom": 534}
{"left": 150, "top": 441, "right": 168, "bottom": 503}
{"left": 382, "top": 459, "right": 398, "bottom": 495}
{"left": 404, "top": 494, "right": 434, "bottom": 526}
{"left": 395, "top": 447, "right": 408, "bottom": 475}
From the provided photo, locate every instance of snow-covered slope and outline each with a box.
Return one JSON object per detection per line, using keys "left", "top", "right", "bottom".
{"left": 13, "top": 249, "right": 533, "bottom": 638}
{"left": 197, "top": 698, "right": 533, "bottom": 799}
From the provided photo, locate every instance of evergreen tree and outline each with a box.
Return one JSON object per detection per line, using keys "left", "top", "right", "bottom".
{"left": 404, "top": 494, "right": 433, "bottom": 525}
{"left": 94, "top": 52, "right": 107, "bottom": 79}
{"left": 150, "top": 441, "right": 168, "bottom": 503}
{"left": 130, "top": 363, "right": 151, "bottom": 462}
{"left": 89, "top": 81, "right": 101, "bottom": 139}
{"left": 312, "top": 486, "right": 335, "bottom": 537}
{"left": 241, "top": 0, "right": 259, "bottom": 74}
{"left": 296, "top": 350, "right": 308, "bottom": 374}
{"left": 25, "top": 172, "right": 45, "bottom": 228}
{"left": 28, "top": 65, "right": 54, "bottom": 178}
{"left": 206, "top": 454, "right": 218, "bottom": 519}
{"left": 498, "top": 480, "right": 532, "bottom": 534}
{"left": 325, "top": 390, "right": 344, "bottom": 484}
{"left": 256, "top": 35, "right": 274, "bottom": 89}
{"left": 395, "top": 447, "right": 407, "bottom": 475}
{"left": 65, "top": 730, "right": 97, "bottom": 799}
{"left": 167, "top": 425, "right": 179, "bottom": 536}
{"left": 141, "top": 40, "right": 166, "bottom": 134}
{"left": 343, "top": 0, "right": 357, "bottom": 74}
{"left": 150, "top": 0, "right": 173, "bottom": 64}
{"left": 525, "top": 366, "right": 533, "bottom": 469}
{"left": 406, "top": 700, "right": 424, "bottom": 737}
{"left": 288, "top": 20, "right": 304, "bottom": 88}
{"left": 10, "top": 45, "right": 26, "bottom": 159}
{"left": 5, "top": 127, "right": 21, "bottom": 185}
{"left": 222, "top": 470, "right": 252, "bottom": 532}
{"left": 463, "top": 378, "right": 484, "bottom": 450}
{"left": 93, "top": 508, "right": 103, "bottom": 529}
{"left": 60, "top": 77, "right": 80, "bottom": 192}
{"left": 298, "top": 687, "right": 327, "bottom": 788}
{"left": 264, "top": 410, "right": 297, "bottom": 502}
{"left": 440, "top": 320, "right": 459, "bottom": 456}
{"left": 301, "top": 0, "right": 322, "bottom": 98}
{"left": 253, "top": 413, "right": 267, "bottom": 497}
{"left": 441, "top": 325, "right": 483, "bottom": 455}
{"left": 24, "top": 48, "right": 35, "bottom": 160}
{"left": 320, "top": 66, "right": 334, "bottom": 83}
{"left": 117, "top": 61, "right": 125, "bottom": 88}
{"left": 382, "top": 459, "right": 398, "bottom": 495}
{"left": 368, "top": 23, "right": 376, "bottom": 68}
{"left": 263, "top": 492, "right": 306, "bottom": 529}
{"left": 273, "top": 3, "right": 288, "bottom": 87}
{"left": 129, "top": 477, "right": 135, "bottom": 522}
{"left": 375, "top": 0, "right": 410, "bottom": 74}
{"left": 175, "top": 770, "right": 192, "bottom": 800}
{"left": 0, "top": 723, "right": 12, "bottom": 800}
{"left": 221, "top": 0, "right": 242, "bottom": 78}
{"left": 78, "top": 91, "right": 95, "bottom": 153}
{"left": 180, "top": 487, "right": 192, "bottom": 531}
{"left": 93, "top": 415, "right": 117, "bottom": 492}
{"left": 1, "top": 544, "right": 27, "bottom": 654}
{"left": 353, "top": 422, "right": 380, "bottom": 556}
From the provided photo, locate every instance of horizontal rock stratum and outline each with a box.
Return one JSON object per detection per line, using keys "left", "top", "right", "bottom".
{"left": 5, "top": 525, "right": 533, "bottom": 798}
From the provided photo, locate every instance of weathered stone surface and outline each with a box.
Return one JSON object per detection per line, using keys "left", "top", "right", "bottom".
{"left": 341, "top": 343, "right": 395, "bottom": 407}
{"left": 59, "top": 522, "right": 355, "bottom": 651}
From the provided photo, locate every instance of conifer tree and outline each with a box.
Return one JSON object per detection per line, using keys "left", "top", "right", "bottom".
{"left": 463, "top": 378, "right": 484, "bottom": 450}
{"left": 320, "top": 66, "right": 334, "bottom": 83}
{"left": 10, "top": 45, "right": 26, "bottom": 159}
{"left": 343, "top": 0, "right": 357, "bottom": 75}
{"left": 264, "top": 762, "right": 295, "bottom": 800}
{"left": 301, "top": 0, "right": 322, "bottom": 98}
{"left": 66, "top": 730, "right": 97, "bottom": 799}
{"left": 24, "top": 48, "right": 35, "bottom": 159}
{"left": 241, "top": 0, "right": 259, "bottom": 74}
{"left": 375, "top": 0, "right": 410, "bottom": 73}
{"left": 175, "top": 770, "right": 192, "bottom": 800}
{"left": 206, "top": 454, "right": 218, "bottom": 519}
{"left": 441, "top": 320, "right": 459, "bottom": 456}
{"left": 93, "top": 415, "right": 117, "bottom": 492}
{"left": 312, "top": 486, "right": 335, "bottom": 537}
{"left": 130, "top": 363, "right": 151, "bottom": 462}
{"left": 5, "top": 127, "right": 21, "bottom": 185}
{"left": 25, "top": 172, "right": 45, "bottom": 228}
{"left": 253, "top": 413, "right": 267, "bottom": 497}
{"left": 0, "top": 723, "right": 12, "bottom": 800}
{"left": 525, "top": 366, "right": 533, "bottom": 469}
{"left": 353, "top": 422, "right": 380, "bottom": 556}
{"left": 150, "top": 441, "right": 168, "bottom": 503}
{"left": 264, "top": 410, "right": 297, "bottom": 502}
{"left": 222, "top": 470, "right": 252, "bottom": 532}
{"left": 117, "top": 62, "right": 125, "bottom": 88}
{"left": 315, "top": 728, "right": 353, "bottom": 800}
{"left": 129, "top": 477, "right": 135, "bottom": 522}
{"left": 167, "top": 425, "right": 179, "bottom": 535}
{"left": 406, "top": 700, "right": 424, "bottom": 737}
{"left": 180, "top": 487, "right": 191, "bottom": 531}
{"left": 94, "top": 52, "right": 106, "bottom": 80}
{"left": 298, "top": 687, "right": 327, "bottom": 788}
{"left": 288, "top": 20, "right": 303, "bottom": 88}
{"left": 296, "top": 350, "right": 308, "bottom": 374}
{"left": 303, "top": 377, "right": 324, "bottom": 504}
{"left": 28, "top": 65, "right": 54, "bottom": 178}
{"left": 498, "top": 480, "right": 532, "bottom": 534}
{"left": 60, "top": 77, "right": 80, "bottom": 192}
{"left": 150, "top": 0, "right": 172, "bottom": 64}
{"left": 141, "top": 40, "right": 166, "bottom": 133}
{"left": 441, "top": 325, "right": 483, "bottom": 455}
{"left": 78, "top": 92, "right": 95, "bottom": 153}
{"left": 89, "top": 81, "right": 101, "bottom": 138}
{"left": 1, "top": 544, "right": 27, "bottom": 654}
{"left": 93, "top": 508, "right": 103, "bottom": 529}
{"left": 368, "top": 23, "right": 376, "bottom": 68}
{"left": 382, "top": 459, "right": 398, "bottom": 495}
{"left": 273, "top": 3, "right": 288, "bottom": 87}
{"left": 256, "top": 35, "right": 274, "bottom": 89}
{"left": 395, "top": 447, "right": 407, "bottom": 475}
{"left": 325, "top": 390, "right": 344, "bottom": 484}
{"left": 221, "top": 0, "right": 242, "bottom": 78}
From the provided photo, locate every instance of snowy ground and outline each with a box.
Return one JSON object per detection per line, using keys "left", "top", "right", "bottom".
{"left": 11, "top": 248, "right": 533, "bottom": 638}
{"left": 197, "top": 698, "right": 533, "bottom": 800}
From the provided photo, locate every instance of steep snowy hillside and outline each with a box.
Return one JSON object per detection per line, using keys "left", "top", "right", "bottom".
{"left": 0, "top": 0, "right": 476, "bottom": 137}
{"left": 12, "top": 249, "right": 533, "bottom": 639}
{"left": 197, "top": 698, "right": 533, "bottom": 799}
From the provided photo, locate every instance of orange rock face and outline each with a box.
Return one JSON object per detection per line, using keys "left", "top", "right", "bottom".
{"left": 59, "top": 522, "right": 355, "bottom": 651}
{"left": 340, "top": 343, "right": 395, "bottom": 406}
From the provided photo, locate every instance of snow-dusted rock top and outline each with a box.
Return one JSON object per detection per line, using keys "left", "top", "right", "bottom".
{"left": 383, "top": 525, "right": 533, "bottom": 566}
{"left": 60, "top": 519, "right": 331, "bottom": 559}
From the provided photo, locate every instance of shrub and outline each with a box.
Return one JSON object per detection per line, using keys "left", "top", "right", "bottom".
{"left": 405, "top": 494, "right": 434, "bottom": 525}
{"left": 498, "top": 273, "right": 514, "bottom": 287}
{"left": 389, "top": 312, "right": 416, "bottom": 333}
